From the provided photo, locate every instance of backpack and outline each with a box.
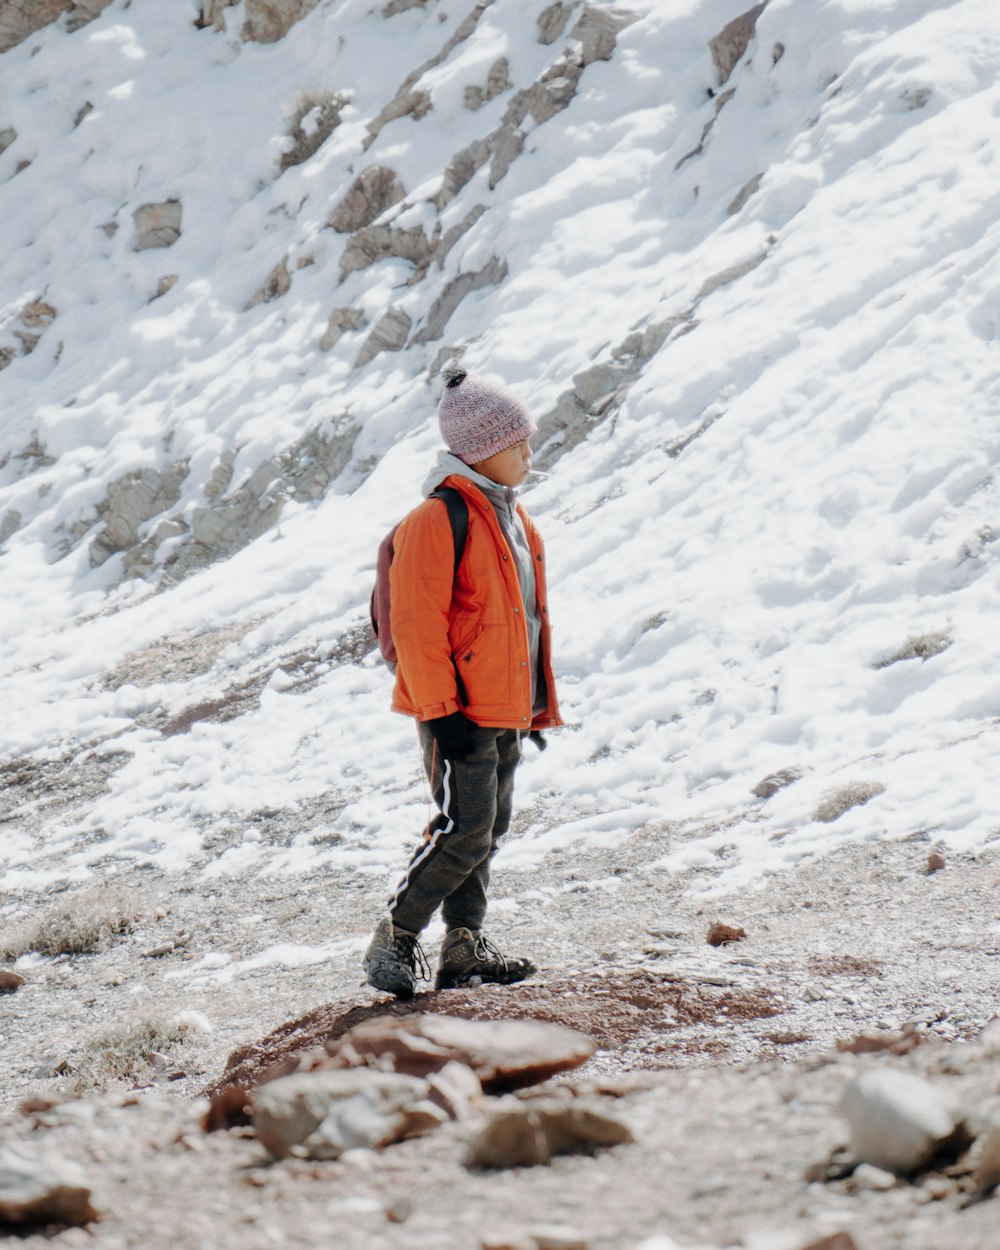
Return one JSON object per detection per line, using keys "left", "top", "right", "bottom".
{"left": 370, "top": 486, "right": 469, "bottom": 670}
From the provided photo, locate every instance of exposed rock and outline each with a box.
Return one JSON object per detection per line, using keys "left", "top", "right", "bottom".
{"left": 133, "top": 200, "right": 182, "bottom": 251}
{"left": 253, "top": 1068, "right": 446, "bottom": 1159}
{"left": 364, "top": 89, "right": 432, "bottom": 148}
{"left": 926, "top": 849, "right": 946, "bottom": 873}
{"left": 20, "top": 302, "right": 57, "bottom": 329}
{"left": 436, "top": 138, "right": 492, "bottom": 209}
{"left": 383, "top": 0, "right": 426, "bottom": 13}
{"left": 202, "top": 1086, "right": 253, "bottom": 1133}
{"left": 414, "top": 257, "right": 508, "bottom": 344}
{"left": 0, "top": 0, "right": 66, "bottom": 53}
{"left": 241, "top": 0, "right": 320, "bottom": 44}
{"left": 797, "top": 1237, "right": 861, "bottom": 1250}
{"left": 0, "top": 510, "right": 22, "bottom": 545}
{"left": 523, "top": 58, "right": 584, "bottom": 125}
{"left": 0, "top": 1143, "right": 99, "bottom": 1226}
{"left": 244, "top": 256, "right": 292, "bottom": 310}
{"left": 196, "top": 0, "right": 239, "bottom": 31}
{"left": 64, "top": 0, "right": 113, "bottom": 32}
{"left": 340, "top": 223, "right": 431, "bottom": 280}
{"left": 151, "top": 274, "right": 178, "bottom": 302}
{"left": 974, "top": 1117, "right": 1000, "bottom": 1191}
{"left": 570, "top": 5, "right": 640, "bottom": 65}
{"left": 0, "top": 127, "right": 17, "bottom": 156}
{"left": 151, "top": 420, "right": 356, "bottom": 582}
{"left": 709, "top": 3, "right": 767, "bottom": 86}
{"left": 467, "top": 1096, "right": 633, "bottom": 1168}
{"left": 89, "top": 463, "right": 189, "bottom": 568}
{"left": 328, "top": 166, "right": 406, "bottom": 233}
{"left": 0, "top": 970, "right": 26, "bottom": 992}
{"left": 728, "top": 171, "right": 764, "bottom": 215}
{"left": 354, "top": 306, "right": 412, "bottom": 366}
{"left": 537, "top": 2, "right": 576, "bottom": 45}
{"left": 752, "top": 767, "right": 803, "bottom": 799}
{"left": 840, "top": 1069, "right": 971, "bottom": 1175}
{"left": 706, "top": 922, "right": 746, "bottom": 947}
{"left": 490, "top": 124, "right": 526, "bottom": 188}
{"left": 324, "top": 1014, "right": 596, "bottom": 1093}
{"left": 319, "top": 307, "right": 368, "bottom": 352}
{"left": 695, "top": 251, "right": 768, "bottom": 301}
{"left": 465, "top": 58, "right": 512, "bottom": 110}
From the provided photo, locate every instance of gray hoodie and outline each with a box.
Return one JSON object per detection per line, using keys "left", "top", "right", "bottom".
{"left": 423, "top": 451, "right": 545, "bottom": 715}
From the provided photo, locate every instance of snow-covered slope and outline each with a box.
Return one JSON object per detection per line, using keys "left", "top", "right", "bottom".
{"left": 2, "top": 0, "right": 999, "bottom": 901}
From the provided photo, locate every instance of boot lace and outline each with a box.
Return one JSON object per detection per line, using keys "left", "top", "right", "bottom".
{"left": 472, "top": 934, "right": 509, "bottom": 973}
{"left": 395, "top": 932, "right": 431, "bottom": 982}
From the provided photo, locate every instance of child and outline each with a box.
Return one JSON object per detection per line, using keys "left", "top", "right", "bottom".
{"left": 363, "top": 367, "right": 562, "bottom": 997}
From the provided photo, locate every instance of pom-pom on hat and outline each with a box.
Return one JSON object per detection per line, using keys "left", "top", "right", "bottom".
{"left": 437, "top": 366, "right": 536, "bottom": 465}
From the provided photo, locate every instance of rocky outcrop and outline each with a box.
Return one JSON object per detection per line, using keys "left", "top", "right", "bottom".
{"left": 537, "top": 2, "right": 576, "bottom": 45}
{"left": 414, "top": 256, "right": 508, "bottom": 344}
{"left": 339, "top": 223, "right": 431, "bottom": 280}
{"left": 241, "top": 0, "right": 320, "bottom": 44}
{"left": 465, "top": 57, "right": 512, "bottom": 110}
{"left": 355, "top": 306, "right": 412, "bottom": 366}
{"left": 89, "top": 464, "right": 189, "bottom": 568}
{"left": 327, "top": 166, "right": 406, "bottom": 233}
{"left": 244, "top": 256, "right": 291, "bottom": 310}
{"left": 133, "top": 201, "right": 182, "bottom": 251}
{"left": 319, "top": 307, "right": 368, "bottom": 352}
{"left": 709, "top": 3, "right": 768, "bottom": 86}
{"left": 0, "top": 0, "right": 112, "bottom": 52}
{"left": 570, "top": 5, "right": 639, "bottom": 65}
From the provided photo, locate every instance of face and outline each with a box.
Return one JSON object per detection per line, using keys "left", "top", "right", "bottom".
{"left": 470, "top": 438, "right": 533, "bottom": 488}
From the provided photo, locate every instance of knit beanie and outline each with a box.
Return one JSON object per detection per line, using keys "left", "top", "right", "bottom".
{"left": 437, "top": 367, "right": 536, "bottom": 465}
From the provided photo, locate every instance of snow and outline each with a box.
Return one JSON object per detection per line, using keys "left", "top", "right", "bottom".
{"left": 2, "top": 0, "right": 999, "bottom": 927}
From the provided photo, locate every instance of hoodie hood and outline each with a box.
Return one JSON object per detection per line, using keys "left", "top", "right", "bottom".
{"left": 422, "top": 450, "right": 518, "bottom": 512}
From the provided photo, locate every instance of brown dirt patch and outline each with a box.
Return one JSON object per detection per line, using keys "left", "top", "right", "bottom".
{"left": 204, "top": 972, "right": 783, "bottom": 1098}
{"left": 808, "top": 954, "right": 882, "bottom": 978}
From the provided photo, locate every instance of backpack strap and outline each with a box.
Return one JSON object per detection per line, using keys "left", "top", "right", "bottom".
{"left": 429, "top": 485, "right": 469, "bottom": 575}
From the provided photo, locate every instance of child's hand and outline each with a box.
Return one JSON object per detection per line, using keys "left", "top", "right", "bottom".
{"left": 427, "top": 711, "right": 477, "bottom": 761}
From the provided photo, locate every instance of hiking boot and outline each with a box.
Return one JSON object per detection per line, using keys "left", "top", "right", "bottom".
{"left": 434, "top": 927, "right": 536, "bottom": 991}
{"left": 363, "top": 917, "right": 429, "bottom": 998}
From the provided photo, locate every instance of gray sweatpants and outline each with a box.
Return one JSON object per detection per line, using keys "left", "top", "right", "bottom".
{"left": 388, "top": 722, "right": 523, "bottom": 935}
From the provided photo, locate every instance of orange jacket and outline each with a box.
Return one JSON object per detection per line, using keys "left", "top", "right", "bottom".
{"left": 389, "top": 475, "right": 562, "bottom": 731}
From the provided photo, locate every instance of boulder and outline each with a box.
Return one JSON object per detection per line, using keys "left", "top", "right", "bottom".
{"left": 840, "top": 1069, "right": 971, "bottom": 1175}
{"left": 339, "top": 224, "right": 431, "bottom": 280}
{"left": 465, "top": 58, "right": 512, "bottom": 110}
{"left": 537, "top": 2, "right": 574, "bottom": 46}
{"left": 709, "top": 3, "right": 767, "bottom": 86}
{"left": 89, "top": 463, "right": 189, "bottom": 567}
{"left": 325, "top": 1014, "right": 596, "bottom": 1092}
{"left": 0, "top": 970, "right": 25, "bottom": 992}
{"left": 327, "top": 166, "right": 406, "bottom": 233}
{"left": 0, "top": 1144, "right": 98, "bottom": 1227}
{"left": 241, "top": 0, "right": 320, "bottom": 43}
{"left": 133, "top": 200, "right": 182, "bottom": 251}
{"left": 244, "top": 256, "right": 291, "bottom": 310}
{"left": 467, "top": 1097, "right": 633, "bottom": 1168}
{"left": 253, "top": 1068, "right": 446, "bottom": 1159}
{"left": 0, "top": 0, "right": 67, "bottom": 54}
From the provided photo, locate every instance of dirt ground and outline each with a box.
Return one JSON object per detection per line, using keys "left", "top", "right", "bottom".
{"left": 4, "top": 815, "right": 1000, "bottom": 1249}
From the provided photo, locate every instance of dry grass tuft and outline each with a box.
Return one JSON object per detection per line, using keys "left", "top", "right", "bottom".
{"left": 874, "top": 630, "right": 951, "bottom": 669}
{"left": 0, "top": 883, "right": 142, "bottom": 959}
{"left": 812, "top": 780, "right": 886, "bottom": 824}
{"left": 74, "top": 1017, "right": 185, "bottom": 1090}
{"left": 279, "top": 90, "right": 348, "bottom": 172}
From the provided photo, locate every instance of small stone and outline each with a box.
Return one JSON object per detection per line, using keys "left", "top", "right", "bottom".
{"left": 927, "top": 851, "right": 946, "bottom": 873}
{"left": 0, "top": 970, "right": 26, "bottom": 993}
{"left": 852, "top": 1162, "right": 897, "bottom": 1191}
{"left": 481, "top": 1237, "right": 534, "bottom": 1250}
{"left": 133, "top": 200, "right": 182, "bottom": 250}
{"left": 532, "top": 1228, "right": 589, "bottom": 1250}
{"left": 385, "top": 1197, "right": 413, "bottom": 1223}
{"left": 797, "top": 1236, "right": 861, "bottom": 1250}
{"left": 467, "top": 1097, "right": 632, "bottom": 1169}
{"left": 706, "top": 921, "right": 746, "bottom": 947}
